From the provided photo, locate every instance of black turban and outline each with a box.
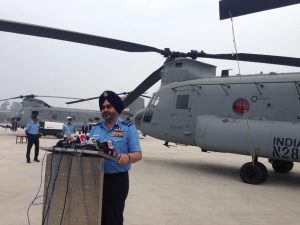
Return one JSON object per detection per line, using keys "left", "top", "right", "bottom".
{"left": 31, "top": 111, "right": 39, "bottom": 119}
{"left": 98, "top": 90, "right": 124, "bottom": 114}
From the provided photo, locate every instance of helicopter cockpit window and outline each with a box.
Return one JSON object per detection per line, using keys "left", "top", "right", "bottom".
{"left": 176, "top": 95, "right": 189, "bottom": 109}
{"left": 153, "top": 97, "right": 159, "bottom": 106}
{"left": 148, "top": 95, "right": 159, "bottom": 107}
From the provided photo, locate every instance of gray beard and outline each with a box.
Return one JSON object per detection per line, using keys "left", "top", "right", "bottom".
{"left": 102, "top": 112, "right": 114, "bottom": 120}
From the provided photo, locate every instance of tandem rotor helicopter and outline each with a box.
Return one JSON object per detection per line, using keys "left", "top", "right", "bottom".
{"left": 1, "top": 0, "right": 300, "bottom": 184}
{"left": 0, "top": 94, "right": 101, "bottom": 130}
{"left": 0, "top": 94, "right": 145, "bottom": 131}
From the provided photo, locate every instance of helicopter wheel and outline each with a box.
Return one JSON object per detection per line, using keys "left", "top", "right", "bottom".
{"left": 271, "top": 160, "right": 294, "bottom": 173}
{"left": 240, "top": 162, "right": 268, "bottom": 184}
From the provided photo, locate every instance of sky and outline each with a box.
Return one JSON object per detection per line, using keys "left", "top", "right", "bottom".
{"left": 0, "top": 0, "right": 299, "bottom": 110}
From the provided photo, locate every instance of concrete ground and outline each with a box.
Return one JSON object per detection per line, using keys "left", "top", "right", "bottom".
{"left": 0, "top": 127, "right": 300, "bottom": 225}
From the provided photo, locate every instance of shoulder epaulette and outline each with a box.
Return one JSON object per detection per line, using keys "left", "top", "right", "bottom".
{"left": 95, "top": 122, "right": 103, "bottom": 126}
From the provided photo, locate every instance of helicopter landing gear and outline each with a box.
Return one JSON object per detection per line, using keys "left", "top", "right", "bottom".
{"left": 240, "top": 159, "right": 268, "bottom": 184}
{"left": 269, "top": 159, "right": 294, "bottom": 173}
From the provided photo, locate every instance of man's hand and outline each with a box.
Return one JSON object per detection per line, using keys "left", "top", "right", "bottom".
{"left": 118, "top": 152, "right": 142, "bottom": 165}
{"left": 118, "top": 154, "right": 130, "bottom": 165}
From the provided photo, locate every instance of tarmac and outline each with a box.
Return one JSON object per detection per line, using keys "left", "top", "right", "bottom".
{"left": 0, "top": 127, "right": 300, "bottom": 225}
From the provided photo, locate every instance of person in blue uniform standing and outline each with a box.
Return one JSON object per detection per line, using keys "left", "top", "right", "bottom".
{"left": 63, "top": 116, "right": 77, "bottom": 140}
{"left": 89, "top": 90, "right": 142, "bottom": 225}
{"left": 25, "top": 114, "right": 41, "bottom": 163}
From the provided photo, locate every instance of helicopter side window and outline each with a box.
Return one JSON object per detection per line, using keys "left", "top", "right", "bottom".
{"left": 176, "top": 95, "right": 189, "bottom": 109}
{"left": 143, "top": 111, "right": 153, "bottom": 123}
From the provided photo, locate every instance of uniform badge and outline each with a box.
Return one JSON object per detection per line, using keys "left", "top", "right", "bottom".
{"left": 114, "top": 127, "right": 124, "bottom": 132}
{"left": 112, "top": 131, "right": 124, "bottom": 137}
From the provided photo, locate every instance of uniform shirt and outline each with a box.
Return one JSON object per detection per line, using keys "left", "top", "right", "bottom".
{"left": 89, "top": 118, "right": 141, "bottom": 174}
{"left": 25, "top": 120, "right": 40, "bottom": 135}
{"left": 63, "top": 123, "right": 77, "bottom": 137}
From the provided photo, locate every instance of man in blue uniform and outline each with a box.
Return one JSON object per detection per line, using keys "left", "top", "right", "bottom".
{"left": 63, "top": 116, "right": 77, "bottom": 139}
{"left": 25, "top": 114, "right": 41, "bottom": 163}
{"left": 89, "top": 90, "right": 142, "bottom": 225}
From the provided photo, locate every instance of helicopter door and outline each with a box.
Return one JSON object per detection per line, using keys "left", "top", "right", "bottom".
{"left": 169, "top": 90, "right": 194, "bottom": 144}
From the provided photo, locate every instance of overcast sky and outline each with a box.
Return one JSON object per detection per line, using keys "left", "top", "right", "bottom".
{"left": 0, "top": 0, "right": 299, "bottom": 110}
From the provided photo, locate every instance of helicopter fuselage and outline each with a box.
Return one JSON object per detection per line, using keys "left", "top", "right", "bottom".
{"left": 17, "top": 106, "right": 102, "bottom": 129}
{"left": 135, "top": 70, "right": 300, "bottom": 163}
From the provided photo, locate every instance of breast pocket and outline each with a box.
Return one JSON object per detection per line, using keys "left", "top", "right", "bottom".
{"left": 111, "top": 136, "right": 126, "bottom": 151}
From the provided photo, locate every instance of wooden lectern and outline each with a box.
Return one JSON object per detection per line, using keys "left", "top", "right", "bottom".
{"left": 42, "top": 153, "right": 104, "bottom": 225}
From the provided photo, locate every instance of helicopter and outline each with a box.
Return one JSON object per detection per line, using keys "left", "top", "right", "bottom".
{"left": 0, "top": 94, "right": 145, "bottom": 133}
{"left": 0, "top": 2, "right": 300, "bottom": 184}
{"left": 0, "top": 94, "right": 101, "bottom": 132}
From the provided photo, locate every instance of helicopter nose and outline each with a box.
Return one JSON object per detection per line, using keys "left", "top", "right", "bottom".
{"left": 133, "top": 109, "right": 145, "bottom": 130}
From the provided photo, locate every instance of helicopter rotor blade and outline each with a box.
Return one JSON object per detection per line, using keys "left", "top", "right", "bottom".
{"left": 66, "top": 96, "right": 99, "bottom": 105}
{"left": 141, "top": 94, "right": 151, "bottom": 99}
{"left": 36, "top": 95, "right": 82, "bottom": 100}
{"left": 66, "top": 93, "right": 135, "bottom": 105}
{"left": 118, "top": 92, "right": 151, "bottom": 99}
{"left": 0, "top": 96, "right": 22, "bottom": 101}
{"left": 123, "top": 67, "right": 163, "bottom": 108}
{"left": 1, "top": 19, "right": 300, "bottom": 68}
{"left": 219, "top": 0, "right": 300, "bottom": 20}
{"left": 66, "top": 91, "right": 152, "bottom": 105}
{"left": 0, "top": 94, "right": 34, "bottom": 101}
{"left": 0, "top": 94, "right": 84, "bottom": 102}
{"left": 186, "top": 51, "right": 300, "bottom": 67}
{"left": 0, "top": 19, "right": 166, "bottom": 55}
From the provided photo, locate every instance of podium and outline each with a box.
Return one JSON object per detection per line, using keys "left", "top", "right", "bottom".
{"left": 42, "top": 153, "right": 104, "bottom": 225}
